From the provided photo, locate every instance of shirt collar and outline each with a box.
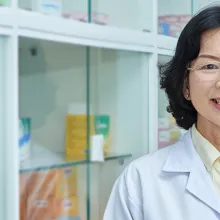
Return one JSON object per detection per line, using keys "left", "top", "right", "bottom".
{"left": 191, "top": 124, "right": 220, "bottom": 171}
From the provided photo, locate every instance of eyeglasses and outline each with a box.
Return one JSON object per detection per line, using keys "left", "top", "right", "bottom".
{"left": 187, "top": 61, "right": 220, "bottom": 82}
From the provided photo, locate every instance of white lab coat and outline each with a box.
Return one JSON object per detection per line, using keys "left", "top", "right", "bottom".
{"left": 103, "top": 130, "right": 220, "bottom": 220}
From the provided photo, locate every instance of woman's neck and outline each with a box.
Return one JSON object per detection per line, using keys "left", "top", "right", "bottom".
{"left": 196, "top": 116, "right": 220, "bottom": 151}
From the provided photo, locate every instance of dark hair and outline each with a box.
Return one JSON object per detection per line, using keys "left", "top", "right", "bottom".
{"left": 160, "top": 5, "right": 220, "bottom": 130}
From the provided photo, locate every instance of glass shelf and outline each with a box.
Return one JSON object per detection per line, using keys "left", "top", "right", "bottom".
{"left": 19, "top": 143, "right": 132, "bottom": 173}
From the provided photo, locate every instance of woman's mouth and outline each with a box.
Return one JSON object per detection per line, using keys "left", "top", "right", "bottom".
{"left": 211, "top": 98, "right": 220, "bottom": 110}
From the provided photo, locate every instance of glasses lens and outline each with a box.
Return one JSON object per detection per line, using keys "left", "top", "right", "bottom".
{"left": 194, "top": 62, "right": 220, "bottom": 81}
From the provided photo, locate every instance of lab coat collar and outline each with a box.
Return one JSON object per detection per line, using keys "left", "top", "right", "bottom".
{"left": 163, "top": 130, "right": 220, "bottom": 214}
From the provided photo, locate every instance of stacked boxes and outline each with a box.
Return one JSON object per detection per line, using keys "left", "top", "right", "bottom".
{"left": 158, "top": 15, "right": 191, "bottom": 38}
{"left": 55, "top": 167, "right": 78, "bottom": 217}
{"left": 65, "top": 114, "right": 111, "bottom": 161}
{"left": 27, "top": 170, "right": 57, "bottom": 220}
{"left": 20, "top": 167, "right": 79, "bottom": 220}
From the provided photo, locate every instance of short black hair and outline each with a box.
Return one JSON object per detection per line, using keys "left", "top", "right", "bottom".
{"left": 160, "top": 5, "right": 220, "bottom": 130}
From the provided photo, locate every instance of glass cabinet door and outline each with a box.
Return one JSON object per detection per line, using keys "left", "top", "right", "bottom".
{"left": 18, "top": 38, "right": 150, "bottom": 220}
{"left": 158, "top": 0, "right": 193, "bottom": 37}
{"left": 89, "top": 48, "right": 149, "bottom": 219}
{"left": 19, "top": 38, "right": 90, "bottom": 220}
{"left": 91, "top": 0, "right": 153, "bottom": 31}
{"left": 19, "top": 0, "right": 88, "bottom": 23}
{"left": 193, "top": 0, "right": 217, "bottom": 13}
{"left": 19, "top": 0, "right": 154, "bottom": 31}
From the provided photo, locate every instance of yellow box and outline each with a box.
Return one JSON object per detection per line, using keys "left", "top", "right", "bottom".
{"left": 65, "top": 115, "right": 94, "bottom": 160}
{"left": 55, "top": 167, "right": 77, "bottom": 198}
{"left": 55, "top": 196, "right": 79, "bottom": 217}
{"left": 65, "top": 114, "right": 111, "bottom": 160}
{"left": 69, "top": 139, "right": 87, "bottom": 149}
{"left": 66, "top": 148, "right": 87, "bottom": 161}
{"left": 66, "top": 115, "right": 95, "bottom": 130}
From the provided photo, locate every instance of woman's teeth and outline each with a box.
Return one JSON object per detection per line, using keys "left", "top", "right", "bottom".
{"left": 213, "top": 99, "right": 220, "bottom": 104}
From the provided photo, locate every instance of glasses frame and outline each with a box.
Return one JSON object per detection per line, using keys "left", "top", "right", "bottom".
{"left": 187, "top": 60, "right": 220, "bottom": 72}
{"left": 186, "top": 61, "right": 220, "bottom": 82}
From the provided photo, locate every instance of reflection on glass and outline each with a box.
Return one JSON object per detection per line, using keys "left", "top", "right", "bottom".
{"left": 92, "top": 0, "right": 153, "bottom": 30}
{"left": 19, "top": 0, "right": 153, "bottom": 30}
{"left": 158, "top": 55, "right": 186, "bottom": 149}
{"left": 158, "top": 0, "right": 192, "bottom": 37}
{"left": 90, "top": 48, "right": 149, "bottom": 160}
{"left": 19, "top": 38, "right": 88, "bottom": 220}
{"left": 19, "top": 0, "right": 89, "bottom": 23}
{"left": 89, "top": 48, "right": 149, "bottom": 219}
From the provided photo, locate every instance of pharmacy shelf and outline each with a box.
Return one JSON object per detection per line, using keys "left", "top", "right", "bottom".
{"left": 19, "top": 143, "right": 132, "bottom": 173}
{"left": 0, "top": 7, "right": 177, "bottom": 54}
{"left": 0, "top": 7, "right": 14, "bottom": 27}
{"left": 17, "top": 9, "right": 156, "bottom": 52}
{"left": 157, "top": 34, "right": 177, "bottom": 55}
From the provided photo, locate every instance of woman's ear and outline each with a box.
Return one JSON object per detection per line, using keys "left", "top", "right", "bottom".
{"left": 183, "top": 76, "right": 191, "bottom": 100}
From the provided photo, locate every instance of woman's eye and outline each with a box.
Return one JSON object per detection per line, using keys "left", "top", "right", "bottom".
{"left": 201, "top": 64, "right": 219, "bottom": 69}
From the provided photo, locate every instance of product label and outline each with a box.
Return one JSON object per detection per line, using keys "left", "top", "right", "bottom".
{"left": 35, "top": 200, "right": 48, "bottom": 207}
{"left": 63, "top": 199, "right": 73, "bottom": 210}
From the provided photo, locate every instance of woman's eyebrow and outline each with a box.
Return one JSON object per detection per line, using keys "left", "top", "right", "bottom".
{"left": 198, "top": 54, "right": 220, "bottom": 62}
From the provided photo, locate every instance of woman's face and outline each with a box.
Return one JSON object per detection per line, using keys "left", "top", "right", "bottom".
{"left": 187, "top": 28, "right": 220, "bottom": 131}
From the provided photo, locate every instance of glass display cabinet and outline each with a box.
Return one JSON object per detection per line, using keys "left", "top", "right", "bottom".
{"left": 0, "top": 0, "right": 215, "bottom": 219}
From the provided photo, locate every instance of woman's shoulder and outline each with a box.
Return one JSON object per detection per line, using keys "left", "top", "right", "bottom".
{"left": 130, "top": 143, "right": 176, "bottom": 171}
{"left": 123, "top": 138, "right": 186, "bottom": 184}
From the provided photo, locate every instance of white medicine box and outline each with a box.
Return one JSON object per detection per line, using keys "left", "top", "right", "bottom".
{"left": 32, "top": 0, "right": 62, "bottom": 16}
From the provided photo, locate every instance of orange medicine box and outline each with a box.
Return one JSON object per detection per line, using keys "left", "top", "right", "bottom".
{"left": 55, "top": 196, "right": 79, "bottom": 217}
{"left": 20, "top": 173, "right": 30, "bottom": 220}
{"left": 28, "top": 170, "right": 57, "bottom": 196}
{"left": 27, "top": 194, "right": 55, "bottom": 220}
{"left": 55, "top": 167, "right": 77, "bottom": 198}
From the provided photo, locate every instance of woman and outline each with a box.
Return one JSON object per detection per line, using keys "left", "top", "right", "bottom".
{"left": 104, "top": 5, "right": 220, "bottom": 220}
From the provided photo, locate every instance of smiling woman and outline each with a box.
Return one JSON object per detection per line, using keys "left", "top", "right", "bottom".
{"left": 103, "top": 5, "right": 220, "bottom": 220}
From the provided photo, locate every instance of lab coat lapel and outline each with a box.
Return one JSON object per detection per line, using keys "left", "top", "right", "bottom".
{"left": 163, "top": 131, "right": 220, "bottom": 214}
{"left": 186, "top": 164, "right": 220, "bottom": 214}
